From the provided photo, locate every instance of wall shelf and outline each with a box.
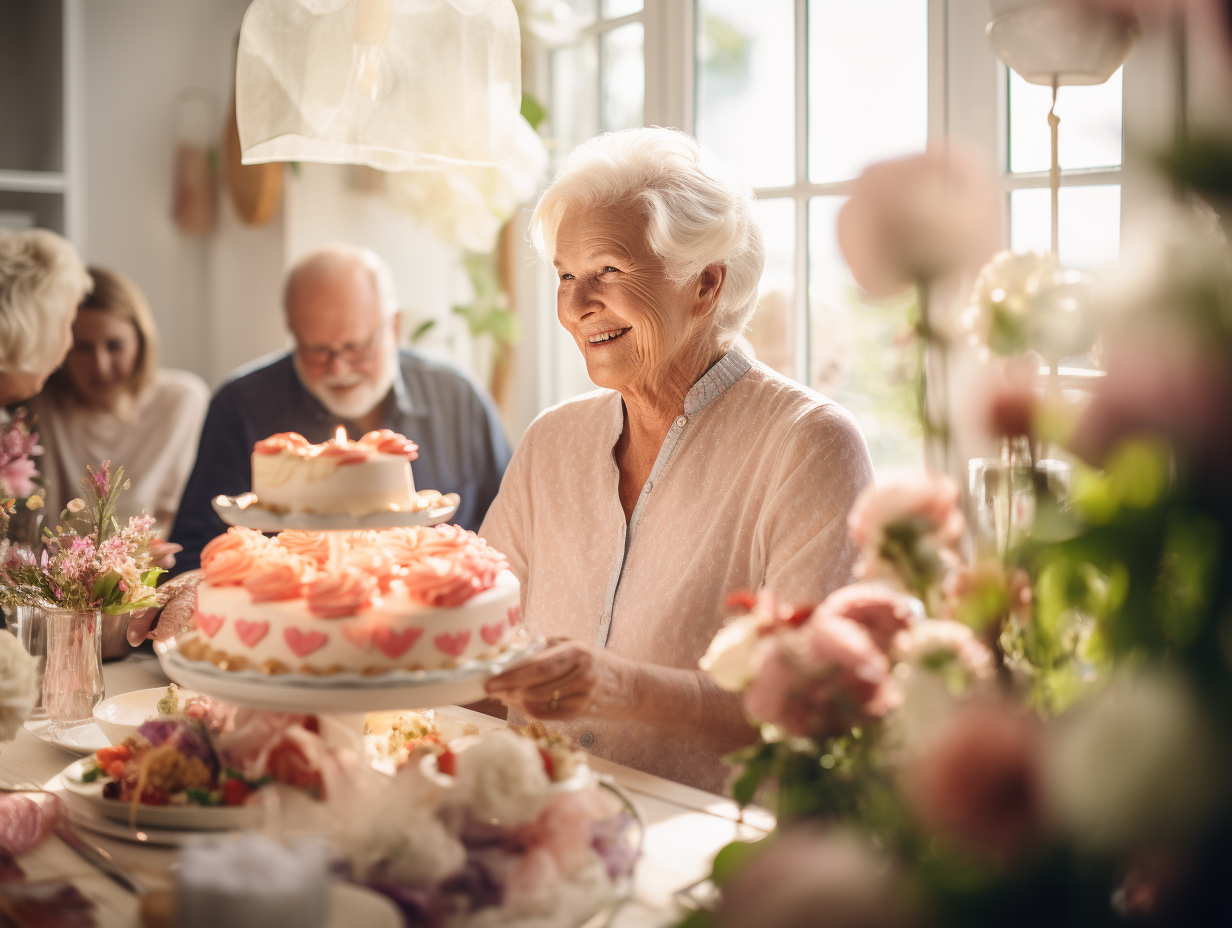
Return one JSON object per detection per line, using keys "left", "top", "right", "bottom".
{"left": 0, "top": 170, "right": 67, "bottom": 194}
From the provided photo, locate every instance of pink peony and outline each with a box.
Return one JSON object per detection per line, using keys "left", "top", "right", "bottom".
{"left": 744, "top": 613, "right": 900, "bottom": 740}
{"left": 837, "top": 145, "right": 1001, "bottom": 298}
{"left": 509, "top": 788, "right": 615, "bottom": 878}
{"left": 816, "top": 583, "right": 919, "bottom": 653}
{"left": 906, "top": 702, "right": 1045, "bottom": 858}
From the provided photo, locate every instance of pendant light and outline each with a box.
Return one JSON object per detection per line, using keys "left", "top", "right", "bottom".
{"left": 986, "top": 0, "right": 1140, "bottom": 255}
{"left": 235, "top": 0, "right": 521, "bottom": 171}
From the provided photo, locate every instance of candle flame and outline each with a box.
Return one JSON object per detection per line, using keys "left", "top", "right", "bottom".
{"left": 335, "top": 426, "right": 347, "bottom": 444}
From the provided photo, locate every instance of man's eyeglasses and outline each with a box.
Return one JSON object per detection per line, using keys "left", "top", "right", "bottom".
{"left": 295, "top": 329, "right": 385, "bottom": 368}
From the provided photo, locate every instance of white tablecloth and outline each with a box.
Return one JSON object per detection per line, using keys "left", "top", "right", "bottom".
{"left": 0, "top": 653, "right": 771, "bottom": 928}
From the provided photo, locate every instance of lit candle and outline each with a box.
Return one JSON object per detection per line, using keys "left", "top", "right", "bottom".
{"left": 335, "top": 425, "right": 347, "bottom": 445}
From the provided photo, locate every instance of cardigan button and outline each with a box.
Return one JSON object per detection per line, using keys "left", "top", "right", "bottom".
{"left": 579, "top": 731, "right": 595, "bottom": 749}
{"left": 675, "top": 415, "right": 688, "bottom": 428}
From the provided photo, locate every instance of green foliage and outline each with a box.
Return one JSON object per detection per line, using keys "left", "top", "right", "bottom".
{"left": 411, "top": 319, "right": 437, "bottom": 343}
{"left": 520, "top": 92, "right": 547, "bottom": 132}
{"left": 451, "top": 252, "right": 522, "bottom": 348}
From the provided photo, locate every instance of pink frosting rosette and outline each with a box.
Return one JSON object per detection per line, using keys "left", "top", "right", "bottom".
{"left": 243, "top": 557, "right": 310, "bottom": 603}
{"left": 276, "top": 530, "right": 331, "bottom": 567}
{"left": 305, "top": 568, "right": 378, "bottom": 618}
{"left": 201, "top": 527, "right": 271, "bottom": 586}
{"left": 344, "top": 546, "right": 404, "bottom": 593}
{"left": 358, "top": 429, "right": 420, "bottom": 460}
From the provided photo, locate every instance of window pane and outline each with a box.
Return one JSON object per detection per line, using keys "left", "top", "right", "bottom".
{"left": 564, "top": 0, "right": 598, "bottom": 23}
{"left": 695, "top": 0, "right": 795, "bottom": 188}
{"left": 807, "top": 0, "right": 928, "bottom": 184}
{"left": 550, "top": 40, "right": 598, "bottom": 174}
{"left": 809, "top": 197, "right": 924, "bottom": 476}
{"left": 601, "top": 22, "right": 644, "bottom": 131}
{"left": 744, "top": 198, "right": 796, "bottom": 381}
{"left": 602, "top": 0, "right": 642, "bottom": 17}
{"left": 1008, "top": 67, "right": 1123, "bottom": 173}
{"left": 1009, "top": 185, "right": 1121, "bottom": 269}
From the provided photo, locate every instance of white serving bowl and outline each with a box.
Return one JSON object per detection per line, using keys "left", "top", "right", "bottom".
{"left": 93, "top": 686, "right": 201, "bottom": 745}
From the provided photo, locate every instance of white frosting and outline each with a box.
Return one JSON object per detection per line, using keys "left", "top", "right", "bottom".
{"left": 252, "top": 451, "right": 416, "bottom": 515}
{"left": 193, "top": 570, "right": 521, "bottom": 672}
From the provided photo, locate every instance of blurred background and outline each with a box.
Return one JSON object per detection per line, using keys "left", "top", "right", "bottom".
{"left": 1, "top": 0, "right": 1228, "bottom": 468}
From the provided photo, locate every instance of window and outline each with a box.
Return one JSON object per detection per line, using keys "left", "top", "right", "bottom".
{"left": 1004, "top": 67, "right": 1124, "bottom": 270}
{"left": 695, "top": 0, "right": 930, "bottom": 475}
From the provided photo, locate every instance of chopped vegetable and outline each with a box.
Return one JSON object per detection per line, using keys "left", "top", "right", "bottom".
{"left": 156, "top": 683, "right": 180, "bottom": 716}
{"left": 79, "top": 764, "right": 101, "bottom": 783}
{"left": 221, "top": 779, "right": 251, "bottom": 807}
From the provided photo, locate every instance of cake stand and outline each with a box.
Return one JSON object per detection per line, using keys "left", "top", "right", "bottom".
{"left": 155, "top": 494, "right": 541, "bottom": 713}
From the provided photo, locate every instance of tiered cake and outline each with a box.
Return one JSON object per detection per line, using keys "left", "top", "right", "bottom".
{"left": 181, "top": 430, "right": 521, "bottom": 676}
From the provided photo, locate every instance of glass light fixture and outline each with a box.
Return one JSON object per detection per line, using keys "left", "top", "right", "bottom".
{"left": 236, "top": 0, "right": 521, "bottom": 171}
{"left": 986, "top": 0, "right": 1139, "bottom": 255}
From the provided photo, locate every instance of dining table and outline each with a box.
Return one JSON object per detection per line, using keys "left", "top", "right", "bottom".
{"left": 0, "top": 651, "right": 773, "bottom": 928}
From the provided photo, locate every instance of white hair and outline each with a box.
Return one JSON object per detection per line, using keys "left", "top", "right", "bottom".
{"left": 285, "top": 243, "right": 400, "bottom": 319}
{"left": 530, "top": 127, "right": 765, "bottom": 349}
{"left": 0, "top": 229, "right": 92, "bottom": 375}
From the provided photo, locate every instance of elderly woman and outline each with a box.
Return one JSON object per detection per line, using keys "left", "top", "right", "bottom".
{"left": 0, "top": 229, "right": 92, "bottom": 405}
{"left": 480, "top": 128, "right": 874, "bottom": 792}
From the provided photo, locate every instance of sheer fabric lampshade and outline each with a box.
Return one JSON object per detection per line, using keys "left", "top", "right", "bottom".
{"left": 236, "top": 0, "right": 521, "bottom": 171}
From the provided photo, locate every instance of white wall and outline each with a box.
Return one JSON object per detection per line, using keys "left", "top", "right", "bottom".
{"left": 83, "top": 0, "right": 290, "bottom": 385}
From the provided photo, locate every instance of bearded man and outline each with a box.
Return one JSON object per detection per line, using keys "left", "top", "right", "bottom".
{"left": 168, "top": 243, "right": 511, "bottom": 575}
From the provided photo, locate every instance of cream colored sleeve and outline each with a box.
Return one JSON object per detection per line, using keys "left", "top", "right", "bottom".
{"left": 156, "top": 374, "right": 211, "bottom": 516}
{"left": 478, "top": 420, "right": 535, "bottom": 591}
{"left": 756, "top": 404, "right": 874, "bottom": 607}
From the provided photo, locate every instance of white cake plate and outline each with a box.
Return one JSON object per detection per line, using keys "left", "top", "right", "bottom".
{"left": 154, "top": 633, "right": 544, "bottom": 713}
{"left": 211, "top": 492, "right": 459, "bottom": 532}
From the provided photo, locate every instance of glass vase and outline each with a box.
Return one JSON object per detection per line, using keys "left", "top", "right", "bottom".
{"left": 9, "top": 604, "right": 47, "bottom": 718}
{"left": 41, "top": 607, "right": 104, "bottom": 724}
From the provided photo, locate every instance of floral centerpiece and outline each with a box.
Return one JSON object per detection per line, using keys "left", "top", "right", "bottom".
{"left": 0, "top": 461, "right": 164, "bottom": 616}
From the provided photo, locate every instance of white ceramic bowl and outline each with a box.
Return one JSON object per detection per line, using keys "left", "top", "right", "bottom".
{"left": 93, "top": 686, "right": 202, "bottom": 745}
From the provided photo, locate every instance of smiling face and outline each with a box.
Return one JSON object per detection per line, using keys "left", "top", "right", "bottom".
{"left": 63, "top": 307, "right": 141, "bottom": 409}
{"left": 554, "top": 203, "right": 722, "bottom": 400}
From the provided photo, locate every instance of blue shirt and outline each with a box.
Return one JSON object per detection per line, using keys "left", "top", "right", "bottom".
{"left": 169, "top": 349, "right": 512, "bottom": 575}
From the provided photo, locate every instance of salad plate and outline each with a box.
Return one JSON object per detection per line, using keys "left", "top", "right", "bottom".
{"left": 23, "top": 717, "right": 111, "bottom": 756}
{"left": 211, "top": 491, "right": 458, "bottom": 532}
{"left": 59, "top": 758, "right": 261, "bottom": 831}
{"left": 155, "top": 632, "right": 545, "bottom": 712}
{"left": 93, "top": 686, "right": 202, "bottom": 745}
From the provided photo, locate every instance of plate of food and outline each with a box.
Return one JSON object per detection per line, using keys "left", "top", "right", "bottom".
{"left": 59, "top": 697, "right": 355, "bottom": 832}
{"left": 92, "top": 684, "right": 202, "bottom": 744}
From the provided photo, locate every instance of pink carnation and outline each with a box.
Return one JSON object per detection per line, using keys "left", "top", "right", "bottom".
{"left": 744, "top": 613, "right": 900, "bottom": 740}
{"left": 816, "top": 583, "right": 919, "bottom": 653}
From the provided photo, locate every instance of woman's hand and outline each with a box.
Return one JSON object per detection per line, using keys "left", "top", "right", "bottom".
{"left": 125, "top": 570, "right": 205, "bottom": 645}
{"left": 484, "top": 639, "right": 632, "bottom": 722}
{"left": 148, "top": 541, "right": 183, "bottom": 570}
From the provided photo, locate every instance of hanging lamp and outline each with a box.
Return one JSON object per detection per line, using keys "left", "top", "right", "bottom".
{"left": 986, "top": 0, "right": 1140, "bottom": 255}
{"left": 235, "top": 0, "right": 521, "bottom": 171}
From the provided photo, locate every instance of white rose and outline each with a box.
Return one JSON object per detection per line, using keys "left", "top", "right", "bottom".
{"left": 891, "top": 619, "right": 994, "bottom": 684}
{"left": 699, "top": 614, "right": 762, "bottom": 692}
{"left": 454, "top": 729, "right": 550, "bottom": 826}
{"left": 0, "top": 631, "right": 39, "bottom": 742}
{"left": 1046, "top": 668, "right": 1222, "bottom": 850}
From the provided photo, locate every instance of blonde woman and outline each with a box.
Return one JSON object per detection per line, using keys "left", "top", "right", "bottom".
{"left": 30, "top": 267, "right": 208, "bottom": 532}
{"left": 0, "top": 229, "right": 92, "bottom": 405}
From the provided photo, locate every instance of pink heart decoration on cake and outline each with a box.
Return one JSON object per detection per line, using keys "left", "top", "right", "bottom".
{"left": 373, "top": 626, "right": 424, "bottom": 659}
{"left": 480, "top": 623, "right": 505, "bottom": 646}
{"left": 234, "top": 619, "right": 269, "bottom": 648}
{"left": 193, "top": 611, "right": 224, "bottom": 638}
{"left": 434, "top": 630, "right": 471, "bottom": 657}
{"left": 340, "top": 621, "right": 374, "bottom": 650}
{"left": 507, "top": 606, "right": 520, "bottom": 628}
{"left": 284, "top": 627, "right": 328, "bottom": 657}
